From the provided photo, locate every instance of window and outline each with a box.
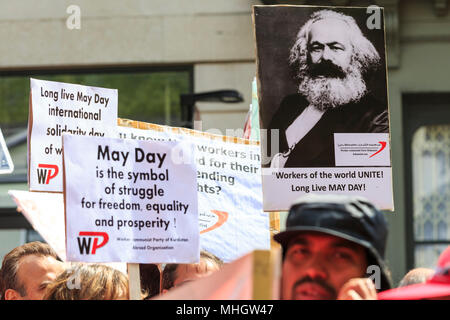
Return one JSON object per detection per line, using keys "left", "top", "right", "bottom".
{"left": 26, "top": 229, "right": 45, "bottom": 243}
{"left": 411, "top": 125, "right": 450, "bottom": 268}
{"left": 0, "top": 67, "right": 192, "bottom": 138}
{"left": 404, "top": 93, "right": 450, "bottom": 270}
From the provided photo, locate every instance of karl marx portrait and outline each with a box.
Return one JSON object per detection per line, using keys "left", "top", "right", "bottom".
{"left": 258, "top": 8, "right": 389, "bottom": 168}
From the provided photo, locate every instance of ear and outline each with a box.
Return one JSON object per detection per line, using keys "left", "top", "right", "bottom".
{"left": 4, "top": 289, "right": 24, "bottom": 300}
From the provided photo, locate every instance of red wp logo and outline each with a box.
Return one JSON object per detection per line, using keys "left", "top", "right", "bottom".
{"left": 77, "top": 232, "right": 109, "bottom": 255}
{"left": 37, "top": 164, "right": 59, "bottom": 184}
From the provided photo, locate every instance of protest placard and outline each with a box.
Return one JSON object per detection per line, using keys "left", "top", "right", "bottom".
{"left": 117, "top": 119, "right": 272, "bottom": 263}
{"left": 253, "top": 5, "right": 394, "bottom": 210}
{"left": 62, "top": 134, "right": 199, "bottom": 263}
{"left": 28, "top": 78, "right": 118, "bottom": 192}
{"left": 154, "top": 248, "right": 280, "bottom": 300}
{"left": 0, "top": 128, "right": 14, "bottom": 174}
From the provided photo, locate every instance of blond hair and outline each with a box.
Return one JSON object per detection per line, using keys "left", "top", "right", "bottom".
{"left": 43, "top": 263, "right": 129, "bottom": 300}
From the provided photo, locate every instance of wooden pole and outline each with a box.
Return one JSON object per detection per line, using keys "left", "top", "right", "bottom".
{"left": 252, "top": 247, "right": 281, "bottom": 300}
{"left": 127, "top": 263, "right": 141, "bottom": 300}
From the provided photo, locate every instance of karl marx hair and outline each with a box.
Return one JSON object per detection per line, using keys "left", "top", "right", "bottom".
{"left": 289, "top": 9, "right": 381, "bottom": 80}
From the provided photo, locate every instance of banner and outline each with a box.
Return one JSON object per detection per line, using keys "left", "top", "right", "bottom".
{"left": 28, "top": 78, "right": 118, "bottom": 192}
{"left": 118, "top": 119, "right": 271, "bottom": 263}
{"left": 63, "top": 134, "right": 199, "bottom": 263}
{"left": 253, "top": 6, "right": 394, "bottom": 210}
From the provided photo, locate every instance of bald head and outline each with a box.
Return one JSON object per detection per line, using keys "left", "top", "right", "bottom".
{"left": 398, "top": 268, "right": 435, "bottom": 287}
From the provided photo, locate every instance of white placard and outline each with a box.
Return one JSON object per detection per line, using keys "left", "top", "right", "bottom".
{"left": 254, "top": 6, "right": 394, "bottom": 211}
{"left": 334, "top": 133, "right": 391, "bottom": 166}
{"left": 262, "top": 167, "right": 393, "bottom": 211}
{"left": 29, "top": 78, "right": 118, "bottom": 192}
{"left": 118, "top": 125, "right": 270, "bottom": 263}
{"left": 63, "top": 134, "right": 199, "bottom": 263}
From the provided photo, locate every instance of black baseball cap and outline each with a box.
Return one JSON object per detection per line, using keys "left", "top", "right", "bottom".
{"left": 274, "top": 194, "right": 392, "bottom": 291}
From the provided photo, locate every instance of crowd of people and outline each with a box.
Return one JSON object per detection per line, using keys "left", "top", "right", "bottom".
{"left": 0, "top": 194, "right": 448, "bottom": 300}
{"left": 0, "top": 240, "right": 224, "bottom": 300}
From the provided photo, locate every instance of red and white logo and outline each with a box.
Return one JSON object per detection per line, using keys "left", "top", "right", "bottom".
{"left": 77, "top": 231, "right": 109, "bottom": 255}
{"left": 37, "top": 164, "right": 59, "bottom": 184}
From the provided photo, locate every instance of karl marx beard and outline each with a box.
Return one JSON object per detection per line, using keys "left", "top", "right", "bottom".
{"left": 296, "top": 56, "right": 368, "bottom": 112}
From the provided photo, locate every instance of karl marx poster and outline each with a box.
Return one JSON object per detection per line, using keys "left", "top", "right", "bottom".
{"left": 253, "top": 6, "right": 394, "bottom": 211}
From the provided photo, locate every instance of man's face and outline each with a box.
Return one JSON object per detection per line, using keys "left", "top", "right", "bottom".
{"left": 307, "top": 18, "right": 353, "bottom": 76}
{"left": 13, "top": 255, "right": 64, "bottom": 300}
{"left": 281, "top": 232, "right": 368, "bottom": 300}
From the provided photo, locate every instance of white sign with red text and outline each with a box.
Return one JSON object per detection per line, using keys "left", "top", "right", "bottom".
{"left": 28, "top": 78, "right": 118, "bottom": 192}
{"left": 63, "top": 134, "right": 199, "bottom": 263}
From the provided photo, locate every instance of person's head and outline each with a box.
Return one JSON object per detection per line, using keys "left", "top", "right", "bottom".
{"left": 43, "top": 263, "right": 129, "bottom": 300}
{"left": 274, "top": 194, "right": 391, "bottom": 300}
{"left": 398, "top": 268, "right": 435, "bottom": 287}
{"left": 140, "top": 263, "right": 161, "bottom": 299}
{"left": 0, "top": 241, "right": 64, "bottom": 300}
{"left": 289, "top": 9, "right": 380, "bottom": 111}
{"left": 378, "top": 246, "right": 450, "bottom": 300}
{"left": 161, "top": 251, "right": 223, "bottom": 293}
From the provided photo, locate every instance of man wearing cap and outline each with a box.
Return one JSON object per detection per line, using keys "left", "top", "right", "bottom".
{"left": 274, "top": 194, "right": 392, "bottom": 300}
